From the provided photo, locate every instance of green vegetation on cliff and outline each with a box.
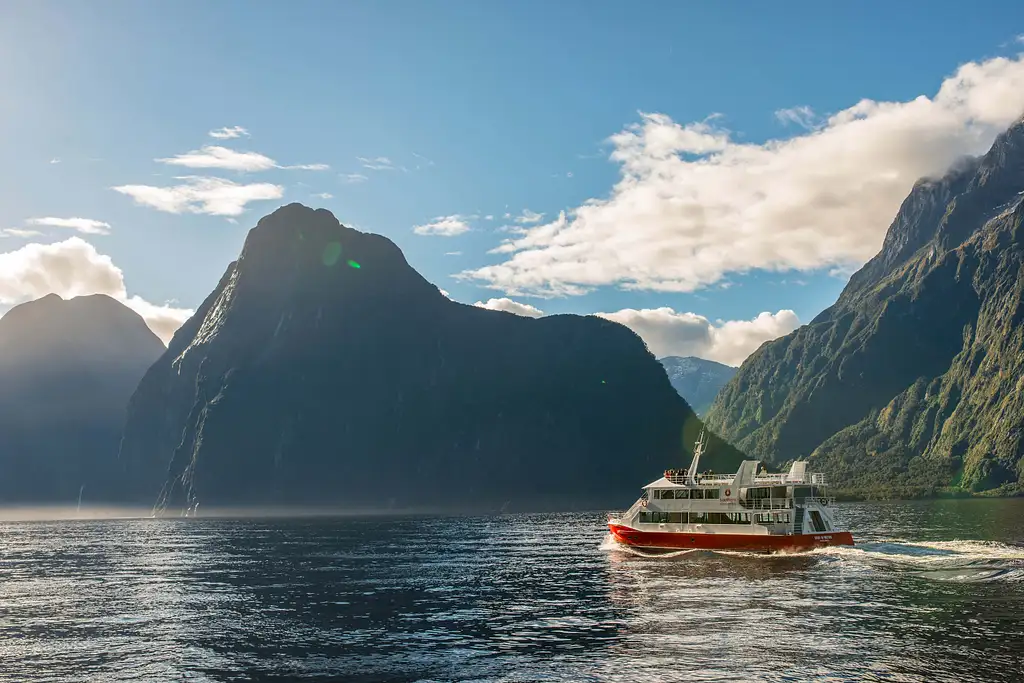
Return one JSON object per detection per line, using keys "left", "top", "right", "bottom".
{"left": 705, "top": 116, "right": 1024, "bottom": 496}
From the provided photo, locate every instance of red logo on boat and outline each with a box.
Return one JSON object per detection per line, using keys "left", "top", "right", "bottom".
{"left": 724, "top": 488, "right": 731, "bottom": 497}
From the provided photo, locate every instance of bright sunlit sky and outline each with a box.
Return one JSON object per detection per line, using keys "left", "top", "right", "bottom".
{"left": 2, "top": 1, "right": 1024, "bottom": 364}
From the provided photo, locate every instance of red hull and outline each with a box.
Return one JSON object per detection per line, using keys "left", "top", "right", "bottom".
{"left": 608, "top": 523, "right": 854, "bottom": 553}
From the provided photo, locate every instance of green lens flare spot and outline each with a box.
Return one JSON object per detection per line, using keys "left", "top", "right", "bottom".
{"left": 347, "top": 260, "right": 361, "bottom": 269}
{"left": 321, "top": 242, "right": 342, "bottom": 266}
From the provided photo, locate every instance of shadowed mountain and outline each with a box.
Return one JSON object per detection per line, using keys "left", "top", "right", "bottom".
{"left": 659, "top": 356, "right": 737, "bottom": 416}
{"left": 118, "top": 203, "right": 744, "bottom": 512}
{"left": 705, "top": 115, "right": 1024, "bottom": 496}
{"left": 0, "top": 294, "right": 165, "bottom": 503}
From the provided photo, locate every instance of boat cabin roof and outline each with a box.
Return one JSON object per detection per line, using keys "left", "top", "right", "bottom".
{"left": 642, "top": 459, "right": 824, "bottom": 490}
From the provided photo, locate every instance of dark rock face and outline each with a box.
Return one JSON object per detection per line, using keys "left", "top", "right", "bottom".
{"left": 659, "top": 356, "right": 737, "bottom": 416}
{"left": 705, "top": 117, "right": 1024, "bottom": 495}
{"left": 0, "top": 294, "right": 165, "bottom": 503}
{"left": 119, "top": 204, "right": 743, "bottom": 511}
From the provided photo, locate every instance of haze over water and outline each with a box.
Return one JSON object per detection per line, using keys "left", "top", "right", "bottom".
{"left": 1, "top": 500, "right": 1022, "bottom": 682}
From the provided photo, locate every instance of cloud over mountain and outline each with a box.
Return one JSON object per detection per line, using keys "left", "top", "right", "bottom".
{"left": 463, "top": 55, "right": 1024, "bottom": 297}
{"left": 597, "top": 308, "right": 800, "bottom": 366}
{"left": 0, "top": 237, "right": 192, "bottom": 343}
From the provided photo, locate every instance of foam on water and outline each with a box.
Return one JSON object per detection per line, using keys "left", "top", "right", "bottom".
{"left": 600, "top": 532, "right": 1024, "bottom": 582}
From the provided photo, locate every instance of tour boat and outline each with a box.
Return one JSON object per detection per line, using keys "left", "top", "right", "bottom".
{"left": 607, "top": 430, "right": 854, "bottom": 553}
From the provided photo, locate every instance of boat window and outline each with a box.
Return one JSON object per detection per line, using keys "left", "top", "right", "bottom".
{"left": 756, "top": 513, "right": 772, "bottom": 524}
{"left": 668, "top": 512, "right": 684, "bottom": 524}
{"left": 655, "top": 489, "right": 670, "bottom": 499}
{"left": 706, "top": 489, "right": 720, "bottom": 499}
{"left": 674, "top": 489, "right": 690, "bottom": 499}
{"left": 691, "top": 489, "right": 704, "bottom": 499}
{"left": 639, "top": 511, "right": 670, "bottom": 524}
{"left": 689, "top": 511, "right": 708, "bottom": 524}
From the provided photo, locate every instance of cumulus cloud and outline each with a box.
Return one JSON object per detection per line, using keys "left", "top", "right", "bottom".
{"left": 112, "top": 176, "right": 283, "bottom": 216}
{"left": 208, "top": 126, "right": 250, "bottom": 139}
{"left": 26, "top": 217, "right": 111, "bottom": 235}
{"left": 463, "top": 55, "right": 1024, "bottom": 297}
{"left": 156, "top": 145, "right": 328, "bottom": 172}
{"left": 473, "top": 297, "right": 545, "bottom": 318}
{"left": 597, "top": 308, "right": 800, "bottom": 366}
{"left": 413, "top": 215, "right": 471, "bottom": 237}
{"left": 0, "top": 237, "right": 192, "bottom": 343}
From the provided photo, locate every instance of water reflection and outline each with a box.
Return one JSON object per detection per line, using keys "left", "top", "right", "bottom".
{"left": 0, "top": 501, "right": 1021, "bottom": 681}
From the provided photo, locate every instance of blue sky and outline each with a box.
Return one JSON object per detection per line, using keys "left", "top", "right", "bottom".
{"left": 2, "top": 1, "right": 1024, "bottom": 363}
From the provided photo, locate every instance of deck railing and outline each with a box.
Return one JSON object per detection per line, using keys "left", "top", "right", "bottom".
{"left": 663, "top": 472, "right": 830, "bottom": 486}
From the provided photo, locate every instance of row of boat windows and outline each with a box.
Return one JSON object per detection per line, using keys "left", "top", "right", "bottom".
{"left": 652, "top": 489, "right": 720, "bottom": 500}
{"left": 638, "top": 511, "right": 793, "bottom": 524}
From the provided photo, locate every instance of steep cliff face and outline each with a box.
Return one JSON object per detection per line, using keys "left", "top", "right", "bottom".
{"left": 705, "top": 117, "right": 1024, "bottom": 495}
{"left": 0, "top": 294, "right": 165, "bottom": 503}
{"left": 119, "top": 204, "right": 742, "bottom": 511}
{"left": 659, "top": 356, "right": 737, "bottom": 416}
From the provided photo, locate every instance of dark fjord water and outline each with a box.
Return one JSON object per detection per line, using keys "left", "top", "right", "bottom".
{"left": 2, "top": 500, "right": 1023, "bottom": 682}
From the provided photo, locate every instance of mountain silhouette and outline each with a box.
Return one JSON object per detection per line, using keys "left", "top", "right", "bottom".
{"left": 119, "top": 203, "right": 743, "bottom": 511}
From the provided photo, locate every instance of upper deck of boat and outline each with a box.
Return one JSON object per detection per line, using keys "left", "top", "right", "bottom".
{"left": 644, "top": 461, "right": 829, "bottom": 490}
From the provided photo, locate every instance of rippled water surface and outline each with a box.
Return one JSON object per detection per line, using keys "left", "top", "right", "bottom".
{"left": 2, "top": 500, "right": 1024, "bottom": 682}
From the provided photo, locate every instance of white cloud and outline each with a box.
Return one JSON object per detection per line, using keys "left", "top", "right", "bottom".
{"left": 473, "top": 297, "right": 545, "bottom": 318}
{"left": 2, "top": 228, "right": 44, "bottom": 238}
{"left": 157, "top": 145, "right": 276, "bottom": 172}
{"left": 112, "top": 176, "right": 283, "bottom": 216}
{"left": 342, "top": 173, "right": 368, "bottom": 184}
{"left": 515, "top": 209, "right": 545, "bottom": 224}
{"left": 156, "top": 145, "right": 328, "bottom": 172}
{"left": 49, "top": 158, "right": 60, "bottom": 164}
{"left": 444, "top": 251, "right": 462, "bottom": 256}
{"left": 357, "top": 156, "right": 402, "bottom": 171}
{"left": 313, "top": 192, "right": 333, "bottom": 199}
{"left": 774, "top": 105, "right": 820, "bottom": 129}
{"left": 1017, "top": 34, "right": 1024, "bottom": 44}
{"left": 463, "top": 55, "right": 1024, "bottom": 297}
{"left": 0, "top": 237, "right": 192, "bottom": 344}
{"left": 484, "top": 215, "right": 494, "bottom": 221}
{"left": 208, "top": 126, "right": 250, "bottom": 139}
{"left": 413, "top": 214, "right": 471, "bottom": 237}
{"left": 597, "top": 307, "right": 800, "bottom": 366}
{"left": 26, "top": 217, "right": 112, "bottom": 235}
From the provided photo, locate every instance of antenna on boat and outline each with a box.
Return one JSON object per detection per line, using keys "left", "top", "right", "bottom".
{"left": 687, "top": 427, "right": 706, "bottom": 485}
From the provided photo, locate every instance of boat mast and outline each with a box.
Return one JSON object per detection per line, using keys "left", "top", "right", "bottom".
{"left": 687, "top": 428, "right": 706, "bottom": 485}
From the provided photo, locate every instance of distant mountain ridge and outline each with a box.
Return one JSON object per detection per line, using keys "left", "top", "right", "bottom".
{"left": 705, "top": 115, "right": 1024, "bottom": 496}
{"left": 118, "top": 204, "right": 744, "bottom": 511}
{"left": 658, "top": 356, "right": 737, "bottom": 416}
{"left": 0, "top": 294, "right": 165, "bottom": 503}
